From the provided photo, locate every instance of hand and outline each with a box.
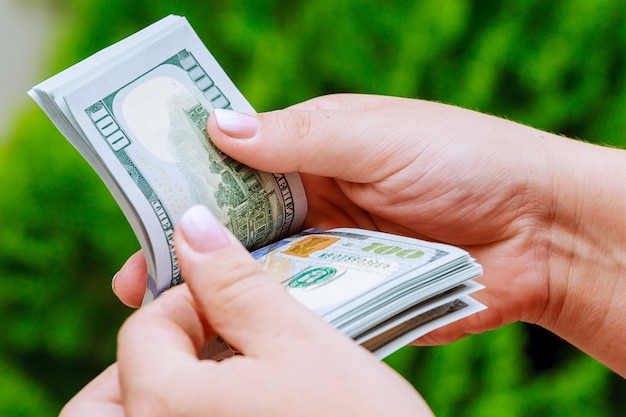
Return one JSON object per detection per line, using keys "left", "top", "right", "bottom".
{"left": 114, "top": 95, "right": 557, "bottom": 328}
{"left": 63, "top": 205, "right": 433, "bottom": 417}
{"left": 114, "top": 94, "right": 626, "bottom": 375}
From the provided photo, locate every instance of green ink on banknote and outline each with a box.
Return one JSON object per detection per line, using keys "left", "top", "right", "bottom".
{"left": 362, "top": 242, "right": 425, "bottom": 259}
{"left": 288, "top": 267, "right": 338, "bottom": 289}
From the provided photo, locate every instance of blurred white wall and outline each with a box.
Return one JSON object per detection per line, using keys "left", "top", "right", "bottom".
{"left": 0, "top": 0, "right": 57, "bottom": 137}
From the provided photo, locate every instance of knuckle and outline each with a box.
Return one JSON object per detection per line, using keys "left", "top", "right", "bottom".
{"left": 208, "top": 258, "right": 264, "bottom": 301}
{"left": 201, "top": 255, "right": 271, "bottom": 321}
{"left": 268, "top": 109, "right": 314, "bottom": 143}
{"left": 290, "top": 110, "right": 314, "bottom": 142}
{"left": 278, "top": 110, "right": 316, "bottom": 172}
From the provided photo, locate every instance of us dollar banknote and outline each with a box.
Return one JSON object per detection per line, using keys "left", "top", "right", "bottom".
{"left": 29, "top": 16, "right": 306, "bottom": 302}
{"left": 251, "top": 228, "right": 484, "bottom": 358}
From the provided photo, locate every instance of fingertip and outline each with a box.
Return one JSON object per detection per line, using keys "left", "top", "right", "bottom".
{"left": 113, "top": 250, "right": 148, "bottom": 308}
{"left": 176, "top": 205, "right": 232, "bottom": 254}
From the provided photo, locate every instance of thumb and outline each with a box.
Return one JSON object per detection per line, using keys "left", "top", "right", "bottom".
{"left": 175, "top": 205, "right": 333, "bottom": 356}
{"left": 206, "top": 94, "right": 420, "bottom": 182}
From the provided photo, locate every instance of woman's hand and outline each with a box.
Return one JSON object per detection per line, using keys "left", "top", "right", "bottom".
{"left": 63, "top": 205, "right": 433, "bottom": 417}
{"left": 114, "top": 94, "right": 626, "bottom": 375}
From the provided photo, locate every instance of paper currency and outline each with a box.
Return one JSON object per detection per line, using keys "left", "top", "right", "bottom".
{"left": 29, "top": 15, "right": 485, "bottom": 359}
{"left": 251, "top": 228, "right": 484, "bottom": 358}
{"left": 29, "top": 15, "right": 307, "bottom": 302}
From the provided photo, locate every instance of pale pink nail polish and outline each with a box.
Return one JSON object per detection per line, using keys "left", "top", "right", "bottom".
{"left": 178, "top": 205, "right": 230, "bottom": 252}
{"left": 213, "top": 108, "right": 259, "bottom": 139}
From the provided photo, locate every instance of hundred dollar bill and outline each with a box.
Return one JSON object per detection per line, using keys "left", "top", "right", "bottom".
{"left": 253, "top": 228, "right": 484, "bottom": 332}
{"left": 29, "top": 15, "right": 306, "bottom": 302}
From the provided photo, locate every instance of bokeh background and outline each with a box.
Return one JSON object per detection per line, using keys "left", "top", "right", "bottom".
{"left": 1, "top": 0, "right": 625, "bottom": 415}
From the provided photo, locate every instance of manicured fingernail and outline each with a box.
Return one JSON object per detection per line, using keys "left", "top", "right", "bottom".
{"left": 178, "top": 205, "right": 230, "bottom": 253}
{"left": 213, "top": 108, "right": 259, "bottom": 138}
{"left": 111, "top": 272, "right": 118, "bottom": 293}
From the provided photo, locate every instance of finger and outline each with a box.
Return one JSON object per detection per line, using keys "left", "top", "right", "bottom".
{"left": 118, "top": 285, "right": 206, "bottom": 365}
{"left": 413, "top": 317, "right": 481, "bottom": 346}
{"left": 207, "top": 94, "right": 429, "bottom": 182}
{"left": 112, "top": 250, "right": 148, "bottom": 308}
{"left": 412, "top": 288, "right": 515, "bottom": 346}
{"left": 117, "top": 284, "right": 213, "bottom": 416}
{"left": 175, "top": 205, "right": 335, "bottom": 357}
{"left": 59, "top": 364, "right": 124, "bottom": 417}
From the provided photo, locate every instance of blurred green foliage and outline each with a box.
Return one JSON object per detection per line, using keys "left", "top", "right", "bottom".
{"left": 1, "top": 0, "right": 625, "bottom": 415}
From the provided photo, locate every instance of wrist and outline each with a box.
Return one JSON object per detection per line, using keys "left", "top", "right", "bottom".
{"left": 538, "top": 137, "right": 626, "bottom": 375}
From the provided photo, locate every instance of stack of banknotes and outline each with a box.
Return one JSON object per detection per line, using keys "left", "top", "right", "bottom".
{"left": 29, "top": 15, "right": 485, "bottom": 359}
